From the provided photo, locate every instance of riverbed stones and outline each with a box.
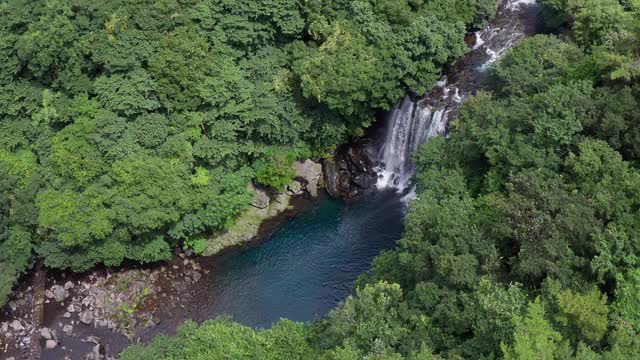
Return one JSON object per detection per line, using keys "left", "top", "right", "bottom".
{"left": 52, "top": 285, "right": 67, "bottom": 302}
{"left": 45, "top": 339, "right": 58, "bottom": 350}
{"left": 63, "top": 324, "right": 73, "bottom": 335}
{"left": 11, "top": 319, "right": 24, "bottom": 331}
{"left": 8, "top": 300, "right": 17, "bottom": 311}
{"left": 79, "top": 310, "right": 94, "bottom": 325}
{"left": 192, "top": 271, "right": 202, "bottom": 283}
{"left": 40, "top": 327, "right": 54, "bottom": 340}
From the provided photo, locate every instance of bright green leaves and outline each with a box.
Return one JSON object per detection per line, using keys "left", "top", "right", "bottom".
{"left": 37, "top": 187, "right": 114, "bottom": 248}
{"left": 612, "top": 270, "right": 640, "bottom": 331}
{"left": 254, "top": 148, "right": 297, "bottom": 190}
{"left": 555, "top": 288, "right": 609, "bottom": 343}
{"left": 120, "top": 318, "right": 319, "bottom": 360}
{"left": 501, "top": 299, "right": 563, "bottom": 360}
{"left": 110, "top": 154, "right": 192, "bottom": 234}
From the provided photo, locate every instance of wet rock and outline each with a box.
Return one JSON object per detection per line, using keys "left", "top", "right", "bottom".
{"left": 67, "top": 304, "right": 77, "bottom": 313}
{"left": 8, "top": 300, "right": 17, "bottom": 312}
{"left": 1, "top": 321, "right": 8, "bottom": 333}
{"left": 249, "top": 182, "right": 270, "bottom": 209}
{"left": 323, "top": 158, "right": 342, "bottom": 199}
{"left": 45, "top": 339, "right": 58, "bottom": 350}
{"left": 64, "top": 312, "right": 72, "bottom": 318}
{"left": 353, "top": 173, "right": 377, "bottom": 189}
{"left": 323, "top": 145, "right": 377, "bottom": 199}
{"left": 79, "top": 310, "right": 94, "bottom": 325}
{"left": 64, "top": 281, "right": 75, "bottom": 290}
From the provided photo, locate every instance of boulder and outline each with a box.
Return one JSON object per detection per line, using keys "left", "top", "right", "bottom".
{"left": 307, "top": 178, "right": 320, "bottom": 197}
{"left": 79, "top": 310, "right": 94, "bottom": 325}
{"left": 353, "top": 173, "right": 377, "bottom": 189}
{"left": 248, "top": 182, "right": 270, "bottom": 209}
{"left": 63, "top": 324, "right": 73, "bottom": 335}
{"left": 322, "top": 158, "right": 343, "bottom": 199}
{"left": 192, "top": 272, "right": 202, "bottom": 283}
{"left": 10, "top": 320, "right": 24, "bottom": 331}
{"left": 40, "top": 327, "right": 53, "bottom": 340}
{"left": 293, "top": 160, "right": 322, "bottom": 184}
{"left": 52, "top": 285, "right": 67, "bottom": 302}
{"left": 45, "top": 339, "right": 58, "bottom": 350}
{"left": 287, "top": 180, "right": 304, "bottom": 196}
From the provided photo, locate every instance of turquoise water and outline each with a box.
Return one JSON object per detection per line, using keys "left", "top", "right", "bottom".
{"left": 191, "top": 190, "right": 405, "bottom": 328}
{"left": 40, "top": 190, "right": 406, "bottom": 359}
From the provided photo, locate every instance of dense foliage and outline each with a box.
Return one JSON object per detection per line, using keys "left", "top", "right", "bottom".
{"left": 122, "top": 0, "right": 640, "bottom": 358}
{"left": 0, "top": 0, "right": 491, "bottom": 305}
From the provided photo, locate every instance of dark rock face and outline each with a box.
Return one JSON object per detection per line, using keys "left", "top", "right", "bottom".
{"left": 323, "top": 145, "right": 378, "bottom": 200}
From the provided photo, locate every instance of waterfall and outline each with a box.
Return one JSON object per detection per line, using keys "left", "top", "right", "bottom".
{"left": 375, "top": 98, "right": 448, "bottom": 191}
{"left": 374, "top": 0, "right": 540, "bottom": 192}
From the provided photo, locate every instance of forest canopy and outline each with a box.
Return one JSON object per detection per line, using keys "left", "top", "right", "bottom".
{"left": 122, "top": 0, "right": 640, "bottom": 358}
{"left": 0, "top": 0, "right": 494, "bottom": 306}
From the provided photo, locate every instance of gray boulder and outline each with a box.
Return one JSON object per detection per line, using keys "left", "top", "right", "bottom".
{"left": 52, "top": 285, "right": 67, "bottom": 302}
{"left": 293, "top": 160, "right": 322, "bottom": 184}
{"left": 79, "top": 310, "right": 94, "bottom": 325}
{"left": 45, "top": 339, "right": 58, "bottom": 350}
{"left": 248, "top": 182, "right": 270, "bottom": 209}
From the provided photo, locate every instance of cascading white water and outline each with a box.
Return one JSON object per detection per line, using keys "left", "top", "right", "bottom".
{"left": 374, "top": 0, "right": 540, "bottom": 192}
{"left": 376, "top": 98, "right": 448, "bottom": 191}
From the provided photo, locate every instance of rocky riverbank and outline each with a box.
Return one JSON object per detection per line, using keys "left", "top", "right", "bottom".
{"left": 0, "top": 159, "right": 325, "bottom": 359}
